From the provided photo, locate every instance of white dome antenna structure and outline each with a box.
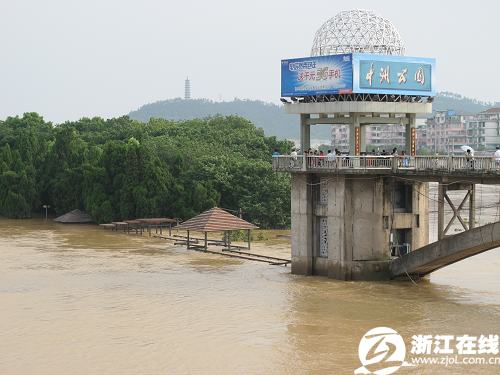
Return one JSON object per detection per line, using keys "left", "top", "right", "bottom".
{"left": 311, "top": 10, "right": 405, "bottom": 56}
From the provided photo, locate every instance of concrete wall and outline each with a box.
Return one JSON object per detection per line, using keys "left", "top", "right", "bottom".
{"left": 291, "top": 174, "right": 313, "bottom": 275}
{"left": 285, "top": 101, "right": 432, "bottom": 115}
{"left": 290, "top": 173, "right": 429, "bottom": 280}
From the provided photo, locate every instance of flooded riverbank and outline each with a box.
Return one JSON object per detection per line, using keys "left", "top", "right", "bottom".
{"left": 1, "top": 185, "right": 499, "bottom": 374}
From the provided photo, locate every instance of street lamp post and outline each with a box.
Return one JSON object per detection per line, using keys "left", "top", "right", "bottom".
{"left": 42, "top": 205, "right": 50, "bottom": 220}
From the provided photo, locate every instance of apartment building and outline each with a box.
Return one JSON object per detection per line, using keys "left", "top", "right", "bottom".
{"left": 466, "top": 108, "right": 500, "bottom": 150}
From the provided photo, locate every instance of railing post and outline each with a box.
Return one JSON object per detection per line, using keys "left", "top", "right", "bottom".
{"left": 302, "top": 155, "right": 307, "bottom": 172}
{"left": 448, "top": 156, "right": 454, "bottom": 172}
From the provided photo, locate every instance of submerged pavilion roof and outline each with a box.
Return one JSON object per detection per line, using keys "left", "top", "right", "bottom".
{"left": 175, "top": 207, "right": 258, "bottom": 232}
{"left": 54, "top": 209, "right": 92, "bottom": 224}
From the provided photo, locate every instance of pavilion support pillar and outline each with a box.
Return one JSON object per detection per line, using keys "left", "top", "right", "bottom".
{"left": 187, "top": 230, "right": 190, "bottom": 249}
{"left": 349, "top": 113, "right": 361, "bottom": 155}
{"left": 204, "top": 232, "right": 208, "bottom": 250}
{"left": 300, "top": 114, "right": 310, "bottom": 153}
{"left": 406, "top": 113, "right": 417, "bottom": 156}
{"left": 247, "top": 229, "right": 251, "bottom": 250}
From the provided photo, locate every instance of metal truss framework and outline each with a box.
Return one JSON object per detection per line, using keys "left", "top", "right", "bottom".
{"left": 311, "top": 10, "right": 405, "bottom": 56}
{"left": 438, "top": 183, "right": 476, "bottom": 240}
{"left": 286, "top": 94, "right": 433, "bottom": 104}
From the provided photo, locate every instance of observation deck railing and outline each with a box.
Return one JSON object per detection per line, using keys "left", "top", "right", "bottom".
{"left": 272, "top": 155, "right": 500, "bottom": 175}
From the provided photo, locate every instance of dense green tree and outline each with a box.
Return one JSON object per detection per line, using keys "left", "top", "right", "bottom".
{"left": 0, "top": 113, "right": 292, "bottom": 227}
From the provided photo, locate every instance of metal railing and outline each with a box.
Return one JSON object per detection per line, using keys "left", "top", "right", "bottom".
{"left": 272, "top": 155, "right": 500, "bottom": 174}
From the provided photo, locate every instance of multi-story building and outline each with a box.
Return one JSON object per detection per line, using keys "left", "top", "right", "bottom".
{"left": 330, "top": 125, "right": 349, "bottom": 151}
{"left": 466, "top": 108, "right": 500, "bottom": 150}
{"left": 425, "top": 110, "right": 472, "bottom": 154}
{"left": 416, "top": 123, "right": 427, "bottom": 151}
{"left": 364, "top": 124, "right": 406, "bottom": 152}
{"left": 332, "top": 122, "right": 424, "bottom": 153}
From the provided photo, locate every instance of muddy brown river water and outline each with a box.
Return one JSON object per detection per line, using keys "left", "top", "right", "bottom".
{"left": 1, "top": 185, "right": 499, "bottom": 374}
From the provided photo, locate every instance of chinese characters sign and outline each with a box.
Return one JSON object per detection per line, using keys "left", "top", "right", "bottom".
{"left": 354, "top": 127, "right": 360, "bottom": 155}
{"left": 411, "top": 127, "right": 417, "bottom": 156}
{"left": 411, "top": 334, "right": 499, "bottom": 356}
{"left": 281, "top": 54, "right": 353, "bottom": 96}
{"left": 281, "top": 53, "right": 436, "bottom": 97}
{"left": 353, "top": 53, "right": 435, "bottom": 95}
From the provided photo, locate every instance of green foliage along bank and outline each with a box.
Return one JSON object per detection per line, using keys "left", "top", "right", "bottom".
{"left": 0, "top": 113, "right": 292, "bottom": 228}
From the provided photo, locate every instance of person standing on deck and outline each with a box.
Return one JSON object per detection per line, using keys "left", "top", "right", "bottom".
{"left": 465, "top": 149, "right": 474, "bottom": 169}
{"left": 401, "top": 150, "right": 409, "bottom": 167}
{"left": 326, "top": 150, "right": 336, "bottom": 168}
{"left": 494, "top": 146, "right": 500, "bottom": 170}
{"left": 290, "top": 148, "right": 298, "bottom": 168}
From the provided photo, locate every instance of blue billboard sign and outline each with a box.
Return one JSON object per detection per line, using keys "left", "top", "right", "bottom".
{"left": 352, "top": 54, "right": 435, "bottom": 96}
{"left": 281, "top": 54, "right": 353, "bottom": 96}
{"left": 281, "top": 53, "right": 436, "bottom": 97}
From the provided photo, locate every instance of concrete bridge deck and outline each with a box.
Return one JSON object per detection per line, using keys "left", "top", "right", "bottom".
{"left": 390, "top": 221, "right": 500, "bottom": 278}
{"left": 273, "top": 155, "right": 500, "bottom": 183}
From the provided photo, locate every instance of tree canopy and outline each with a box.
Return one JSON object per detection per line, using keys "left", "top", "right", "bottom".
{"left": 0, "top": 113, "right": 292, "bottom": 228}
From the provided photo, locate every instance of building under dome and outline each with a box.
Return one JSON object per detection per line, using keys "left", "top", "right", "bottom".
{"left": 310, "top": 9, "right": 405, "bottom": 56}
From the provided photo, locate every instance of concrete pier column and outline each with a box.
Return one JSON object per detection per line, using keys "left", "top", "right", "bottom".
{"left": 291, "top": 173, "right": 313, "bottom": 275}
{"left": 406, "top": 113, "right": 417, "bottom": 155}
{"left": 300, "top": 114, "right": 310, "bottom": 153}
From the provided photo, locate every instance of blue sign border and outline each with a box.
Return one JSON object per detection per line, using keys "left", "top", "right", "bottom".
{"left": 281, "top": 54, "right": 353, "bottom": 97}
{"left": 352, "top": 54, "right": 436, "bottom": 96}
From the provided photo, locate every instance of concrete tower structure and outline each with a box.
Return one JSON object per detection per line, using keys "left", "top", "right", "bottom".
{"left": 277, "top": 10, "right": 435, "bottom": 280}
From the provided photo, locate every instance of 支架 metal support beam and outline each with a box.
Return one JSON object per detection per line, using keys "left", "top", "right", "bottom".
{"left": 438, "top": 184, "right": 445, "bottom": 240}
{"left": 437, "top": 183, "right": 476, "bottom": 239}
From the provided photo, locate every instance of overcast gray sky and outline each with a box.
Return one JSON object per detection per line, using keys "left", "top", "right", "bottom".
{"left": 1, "top": 0, "right": 498, "bottom": 122}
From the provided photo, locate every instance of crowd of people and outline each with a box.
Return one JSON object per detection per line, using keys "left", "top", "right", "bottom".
{"left": 272, "top": 145, "right": 500, "bottom": 170}
{"left": 272, "top": 147, "right": 410, "bottom": 167}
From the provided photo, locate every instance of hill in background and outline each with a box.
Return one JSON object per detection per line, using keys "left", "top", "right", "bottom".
{"left": 129, "top": 92, "right": 500, "bottom": 140}
{"left": 433, "top": 92, "right": 499, "bottom": 113}
{"left": 129, "top": 98, "right": 303, "bottom": 140}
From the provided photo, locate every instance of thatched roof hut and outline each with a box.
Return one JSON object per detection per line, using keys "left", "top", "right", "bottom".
{"left": 54, "top": 209, "right": 93, "bottom": 224}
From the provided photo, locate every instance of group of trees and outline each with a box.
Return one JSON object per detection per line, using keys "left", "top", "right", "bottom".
{"left": 0, "top": 113, "right": 292, "bottom": 228}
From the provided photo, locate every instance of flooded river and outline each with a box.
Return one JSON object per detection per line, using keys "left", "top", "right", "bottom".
{"left": 1, "top": 185, "right": 500, "bottom": 374}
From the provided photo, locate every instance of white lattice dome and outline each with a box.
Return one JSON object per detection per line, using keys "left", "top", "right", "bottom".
{"left": 311, "top": 10, "right": 405, "bottom": 56}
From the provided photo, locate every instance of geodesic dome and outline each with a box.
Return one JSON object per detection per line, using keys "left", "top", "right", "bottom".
{"left": 310, "top": 10, "right": 405, "bottom": 56}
